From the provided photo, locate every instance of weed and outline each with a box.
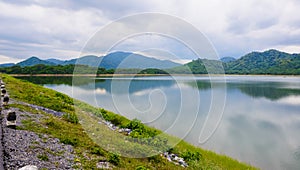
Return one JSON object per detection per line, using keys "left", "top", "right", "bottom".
{"left": 108, "top": 153, "right": 120, "bottom": 165}
{"left": 37, "top": 154, "right": 49, "bottom": 161}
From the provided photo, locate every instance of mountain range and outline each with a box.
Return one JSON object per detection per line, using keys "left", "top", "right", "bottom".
{"left": 0, "top": 49, "right": 299, "bottom": 75}
{"left": 168, "top": 49, "right": 300, "bottom": 74}
{"left": 0, "top": 51, "right": 181, "bottom": 69}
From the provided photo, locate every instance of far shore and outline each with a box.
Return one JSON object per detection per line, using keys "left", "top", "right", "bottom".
{"left": 9, "top": 73, "right": 300, "bottom": 77}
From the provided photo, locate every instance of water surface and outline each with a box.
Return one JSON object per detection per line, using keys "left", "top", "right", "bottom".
{"left": 19, "top": 75, "right": 300, "bottom": 170}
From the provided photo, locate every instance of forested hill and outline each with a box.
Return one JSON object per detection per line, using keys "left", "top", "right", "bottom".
{"left": 170, "top": 49, "right": 300, "bottom": 75}
{"left": 224, "top": 49, "right": 300, "bottom": 74}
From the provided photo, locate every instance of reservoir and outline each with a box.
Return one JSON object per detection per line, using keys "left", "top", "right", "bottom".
{"left": 18, "top": 75, "right": 300, "bottom": 170}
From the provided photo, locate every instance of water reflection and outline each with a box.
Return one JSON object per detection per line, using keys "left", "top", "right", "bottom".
{"left": 16, "top": 75, "right": 300, "bottom": 170}
{"left": 18, "top": 76, "right": 300, "bottom": 101}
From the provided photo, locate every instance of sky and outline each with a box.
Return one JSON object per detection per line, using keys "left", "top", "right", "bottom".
{"left": 0, "top": 0, "right": 300, "bottom": 64}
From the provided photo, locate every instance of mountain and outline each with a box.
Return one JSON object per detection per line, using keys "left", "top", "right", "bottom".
{"left": 62, "top": 52, "right": 181, "bottom": 69}
{"left": 0, "top": 63, "right": 15, "bottom": 68}
{"left": 3, "top": 52, "right": 181, "bottom": 69}
{"left": 17, "top": 56, "right": 56, "bottom": 67}
{"left": 99, "top": 52, "right": 181, "bottom": 69}
{"left": 169, "top": 59, "right": 224, "bottom": 74}
{"left": 62, "top": 55, "right": 100, "bottom": 67}
{"left": 2, "top": 49, "right": 300, "bottom": 75}
{"left": 225, "top": 49, "right": 300, "bottom": 74}
{"left": 220, "top": 57, "right": 236, "bottom": 63}
{"left": 170, "top": 49, "right": 300, "bottom": 75}
{"left": 46, "top": 59, "right": 64, "bottom": 65}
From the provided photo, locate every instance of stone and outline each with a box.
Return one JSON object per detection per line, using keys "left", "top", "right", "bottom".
{"left": 7, "top": 111, "right": 16, "bottom": 121}
{"left": 3, "top": 95, "right": 9, "bottom": 105}
{"left": 6, "top": 111, "right": 16, "bottom": 128}
{"left": 96, "top": 161, "right": 110, "bottom": 169}
{"left": 18, "top": 165, "right": 38, "bottom": 170}
{"left": 1, "top": 89, "right": 6, "bottom": 96}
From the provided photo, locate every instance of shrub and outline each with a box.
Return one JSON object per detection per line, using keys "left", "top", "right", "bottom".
{"left": 108, "top": 153, "right": 120, "bottom": 165}
{"left": 126, "top": 119, "right": 144, "bottom": 130}
{"left": 180, "top": 150, "right": 202, "bottom": 162}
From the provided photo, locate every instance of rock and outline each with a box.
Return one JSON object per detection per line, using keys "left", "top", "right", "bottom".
{"left": 96, "top": 161, "right": 110, "bottom": 169}
{"left": 18, "top": 165, "right": 38, "bottom": 170}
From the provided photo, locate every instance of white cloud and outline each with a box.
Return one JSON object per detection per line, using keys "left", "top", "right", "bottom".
{"left": 275, "top": 45, "right": 300, "bottom": 54}
{"left": 278, "top": 96, "right": 300, "bottom": 106}
{"left": 0, "top": 54, "right": 22, "bottom": 64}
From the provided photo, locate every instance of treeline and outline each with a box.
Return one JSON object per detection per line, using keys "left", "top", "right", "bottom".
{"left": 1, "top": 55, "right": 300, "bottom": 75}
{"left": 0, "top": 64, "right": 115, "bottom": 74}
{"left": 169, "top": 59, "right": 300, "bottom": 75}
{"left": 224, "top": 58, "right": 300, "bottom": 75}
{"left": 0, "top": 64, "right": 169, "bottom": 75}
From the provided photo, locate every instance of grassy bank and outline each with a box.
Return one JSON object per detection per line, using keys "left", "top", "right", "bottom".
{"left": 1, "top": 74, "right": 257, "bottom": 169}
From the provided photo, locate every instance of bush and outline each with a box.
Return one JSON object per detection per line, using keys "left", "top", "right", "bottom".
{"left": 180, "top": 150, "right": 202, "bottom": 162}
{"left": 126, "top": 119, "right": 144, "bottom": 130}
{"left": 108, "top": 153, "right": 120, "bottom": 165}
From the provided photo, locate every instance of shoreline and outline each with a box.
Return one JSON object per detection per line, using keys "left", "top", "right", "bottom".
{"left": 9, "top": 73, "right": 300, "bottom": 77}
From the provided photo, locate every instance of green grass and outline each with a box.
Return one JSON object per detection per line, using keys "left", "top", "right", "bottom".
{"left": 1, "top": 74, "right": 258, "bottom": 169}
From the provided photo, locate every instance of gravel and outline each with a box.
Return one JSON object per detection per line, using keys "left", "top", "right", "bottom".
{"left": 1, "top": 105, "right": 77, "bottom": 170}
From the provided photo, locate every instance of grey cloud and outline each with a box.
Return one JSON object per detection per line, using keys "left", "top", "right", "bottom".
{"left": 0, "top": 0, "right": 300, "bottom": 62}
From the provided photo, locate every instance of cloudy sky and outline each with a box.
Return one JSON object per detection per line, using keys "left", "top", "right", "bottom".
{"left": 0, "top": 0, "right": 300, "bottom": 64}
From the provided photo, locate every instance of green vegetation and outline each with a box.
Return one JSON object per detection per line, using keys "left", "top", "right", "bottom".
{"left": 0, "top": 64, "right": 114, "bottom": 74}
{"left": 37, "top": 154, "right": 49, "bottom": 161}
{"left": 180, "top": 150, "right": 202, "bottom": 162}
{"left": 3, "top": 49, "right": 299, "bottom": 75}
{"left": 224, "top": 49, "right": 300, "bottom": 75}
{"left": 108, "top": 153, "right": 121, "bottom": 165}
{"left": 168, "top": 59, "right": 224, "bottom": 74}
{"left": 0, "top": 64, "right": 169, "bottom": 75}
{"left": 169, "top": 50, "right": 300, "bottom": 75}
{"left": 1, "top": 74, "right": 257, "bottom": 169}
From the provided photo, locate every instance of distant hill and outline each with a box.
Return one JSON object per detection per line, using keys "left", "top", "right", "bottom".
{"left": 169, "top": 59, "right": 224, "bottom": 74}
{"left": 220, "top": 57, "right": 236, "bottom": 63}
{"left": 11, "top": 52, "right": 181, "bottom": 69}
{"left": 169, "top": 49, "right": 300, "bottom": 75}
{"left": 98, "top": 52, "right": 181, "bottom": 69}
{"left": 62, "top": 55, "right": 100, "bottom": 67}
{"left": 46, "top": 59, "right": 64, "bottom": 65}
{"left": 1, "top": 49, "right": 300, "bottom": 75}
{"left": 64, "top": 52, "right": 181, "bottom": 69}
{"left": 0, "top": 63, "right": 15, "bottom": 68}
{"left": 224, "top": 49, "right": 300, "bottom": 74}
{"left": 17, "top": 56, "right": 56, "bottom": 67}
